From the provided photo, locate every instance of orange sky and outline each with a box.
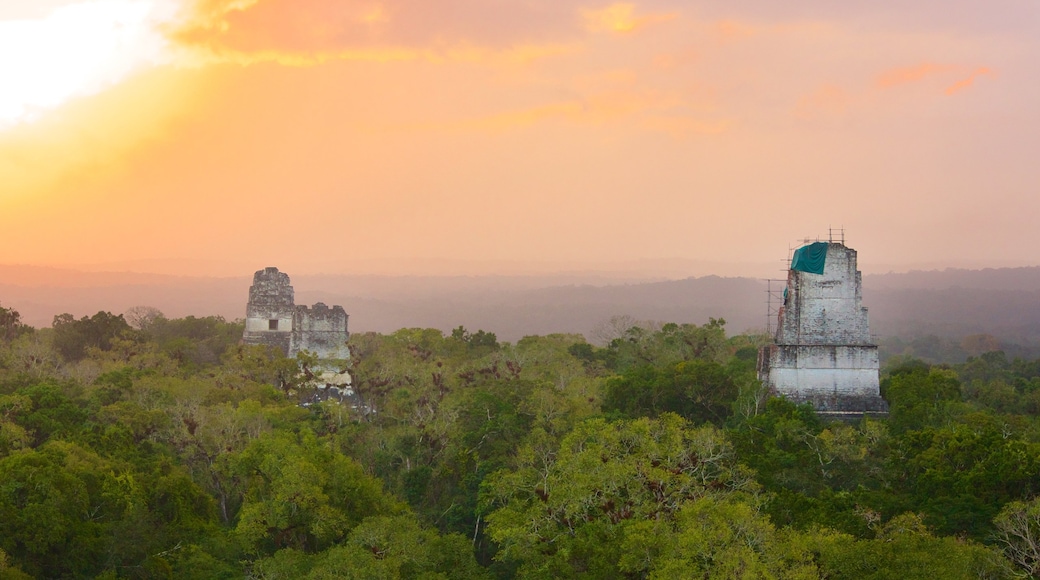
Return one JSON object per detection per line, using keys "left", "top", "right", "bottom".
{"left": 0, "top": 0, "right": 1037, "bottom": 278}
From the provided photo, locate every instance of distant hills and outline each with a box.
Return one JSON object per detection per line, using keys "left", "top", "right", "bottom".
{"left": 865, "top": 268, "right": 1040, "bottom": 344}
{"left": 2, "top": 265, "right": 1040, "bottom": 349}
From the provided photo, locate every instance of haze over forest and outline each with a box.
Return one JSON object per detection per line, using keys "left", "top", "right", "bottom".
{"left": 3, "top": 264, "right": 1040, "bottom": 361}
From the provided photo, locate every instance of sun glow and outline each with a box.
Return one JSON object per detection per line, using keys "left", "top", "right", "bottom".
{"left": 0, "top": 0, "right": 176, "bottom": 128}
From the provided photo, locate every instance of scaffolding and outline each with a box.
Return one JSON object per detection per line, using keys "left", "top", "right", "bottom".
{"left": 784, "top": 226, "right": 846, "bottom": 267}
{"left": 768, "top": 227, "right": 846, "bottom": 337}
{"left": 764, "top": 278, "right": 787, "bottom": 337}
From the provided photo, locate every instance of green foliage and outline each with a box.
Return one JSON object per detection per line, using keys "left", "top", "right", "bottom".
{"left": 728, "top": 398, "right": 825, "bottom": 493}
{"left": 0, "top": 443, "right": 103, "bottom": 577}
{"left": 0, "top": 440, "right": 227, "bottom": 578}
{"left": 604, "top": 319, "right": 729, "bottom": 372}
{"left": 453, "top": 325, "right": 500, "bottom": 351}
{"left": 4, "top": 309, "right": 1040, "bottom": 578}
{"left": 252, "top": 515, "right": 489, "bottom": 579}
{"left": 9, "top": 382, "right": 88, "bottom": 445}
{"left": 143, "top": 315, "right": 245, "bottom": 369}
{"left": 883, "top": 367, "right": 963, "bottom": 434}
{"left": 808, "top": 514, "right": 1007, "bottom": 579}
{"left": 220, "top": 343, "right": 303, "bottom": 392}
{"left": 0, "top": 303, "right": 31, "bottom": 344}
{"left": 51, "top": 310, "right": 135, "bottom": 362}
{"left": 337, "top": 330, "right": 602, "bottom": 569}
{"left": 0, "top": 547, "right": 31, "bottom": 580}
{"left": 646, "top": 496, "right": 819, "bottom": 579}
{"left": 994, "top": 497, "right": 1040, "bottom": 577}
{"left": 0, "top": 394, "right": 32, "bottom": 456}
{"left": 231, "top": 430, "right": 403, "bottom": 555}
{"left": 727, "top": 398, "right": 901, "bottom": 536}
{"left": 482, "top": 414, "right": 758, "bottom": 577}
{"left": 603, "top": 360, "right": 737, "bottom": 425}
{"left": 891, "top": 421, "right": 1040, "bottom": 537}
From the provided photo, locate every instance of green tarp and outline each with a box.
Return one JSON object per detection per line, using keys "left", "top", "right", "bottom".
{"left": 791, "top": 242, "right": 828, "bottom": 275}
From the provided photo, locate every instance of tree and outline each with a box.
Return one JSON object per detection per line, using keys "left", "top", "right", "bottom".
{"left": 0, "top": 547, "right": 31, "bottom": 580}
{"left": 0, "top": 442, "right": 110, "bottom": 577}
{"left": 124, "top": 306, "right": 165, "bottom": 331}
{"left": 1, "top": 332, "right": 62, "bottom": 383}
{"left": 144, "top": 315, "right": 245, "bottom": 368}
{"left": 994, "top": 497, "right": 1040, "bottom": 577}
{"left": 808, "top": 513, "right": 1007, "bottom": 579}
{"left": 0, "top": 394, "right": 32, "bottom": 456}
{"left": 482, "top": 414, "right": 758, "bottom": 577}
{"left": 590, "top": 314, "right": 643, "bottom": 346}
{"left": 451, "top": 326, "right": 500, "bottom": 351}
{"left": 0, "top": 303, "right": 30, "bottom": 343}
{"left": 883, "top": 367, "right": 963, "bottom": 434}
{"left": 891, "top": 420, "right": 1040, "bottom": 538}
{"left": 251, "top": 516, "right": 489, "bottom": 579}
{"left": 51, "top": 311, "right": 135, "bottom": 362}
{"left": 603, "top": 359, "right": 737, "bottom": 425}
{"left": 10, "top": 382, "right": 88, "bottom": 446}
{"left": 645, "top": 496, "right": 819, "bottom": 579}
{"left": 231, "top": 431, "right": 404, "bottom": 556}
{"left": 604, "top": 319, "right": 729, "bottom": 372}
{"left": 726, "top": 397, "right": 899, "bottom": 536}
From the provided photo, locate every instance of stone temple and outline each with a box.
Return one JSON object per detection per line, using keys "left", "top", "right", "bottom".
{"left": 242, "top": 267, "right": 350, "bottom": 360}
{"left": 757, "top": 241, "right": 888, "bottom": 417}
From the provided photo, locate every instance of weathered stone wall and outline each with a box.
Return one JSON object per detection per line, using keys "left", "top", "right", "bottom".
{"left": 760, "top": 243, "right": 887, "bottom": 415}
{"left": 761, "top": 344, "right": 880, "bottom": 395}
{"left": 241, "top": 268, "right": 351, "bottom": 360}
{"left": 291, "top": 303, "right": 350, "bottom": 359}
{"left": 242, "top": 267, "right": 295, "bottom": 354}
{"left": 777, "top": 244, "right": 871, "bottom": 346}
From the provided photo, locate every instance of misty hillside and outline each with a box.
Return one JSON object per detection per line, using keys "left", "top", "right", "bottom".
{"left": 867, "top": 267, "right": 1040, "bottom": 291}
{"left": 2, "top": 265, "right": 1040, "bottom": 345}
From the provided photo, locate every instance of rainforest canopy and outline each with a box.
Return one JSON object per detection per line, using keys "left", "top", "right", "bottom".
{"left": 791, "top": 242, "right": 828, "bottom": 275}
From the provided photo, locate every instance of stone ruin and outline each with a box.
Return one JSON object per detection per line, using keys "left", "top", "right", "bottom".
{"left": 242, "top": 267, "right": 355, "bottom": 406}
{"left": 757, "top": 241, "right": 888, "bottom": 417}
{"left": 242, "top": 267, "right": 350, "bottom": 359}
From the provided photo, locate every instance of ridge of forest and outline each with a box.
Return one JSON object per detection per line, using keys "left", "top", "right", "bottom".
{"left": 3, "top": 299, "right": 1040, "bottom": 578}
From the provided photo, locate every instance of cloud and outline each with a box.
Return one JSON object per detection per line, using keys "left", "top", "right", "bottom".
{"left": 581, "top": 3, "right": 676, "bottom": 34}
{"left": 945, "top": 67, "right": 993, "bottom": 95}
{"left": 875, "top": 63, "right": 947, "bottom": 88}
{"left": 172, "top": 0, "right": 582, "bottom": 58}
{"left": 875, "top": 62, "right": 994, "bottom": 96}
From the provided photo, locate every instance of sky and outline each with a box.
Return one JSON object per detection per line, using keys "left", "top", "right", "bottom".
{"left": 0, "top": 0, "right": 1037, "bottom": 278}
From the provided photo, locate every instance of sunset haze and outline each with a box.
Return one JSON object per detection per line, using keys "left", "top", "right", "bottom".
{"left": 1, "top": 0, "right": 1037, "bottom": 278}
